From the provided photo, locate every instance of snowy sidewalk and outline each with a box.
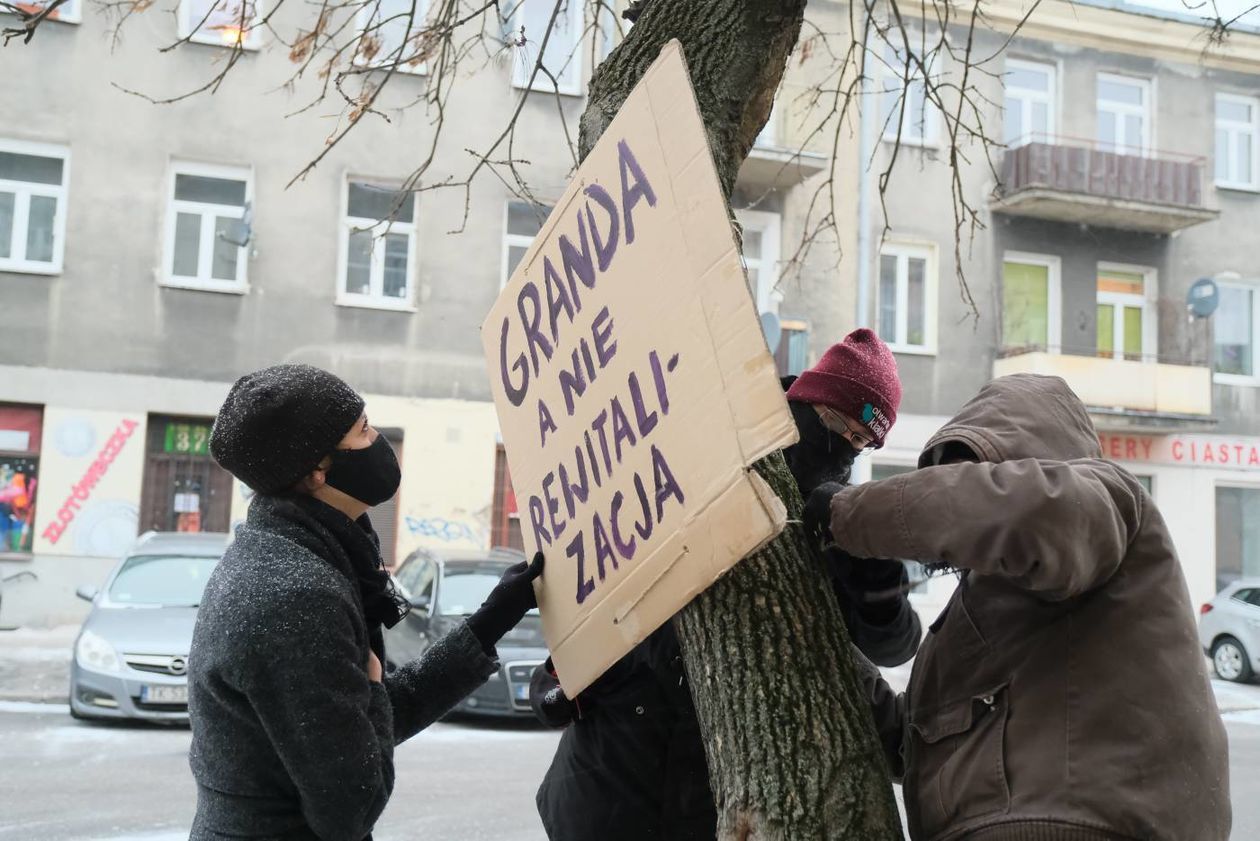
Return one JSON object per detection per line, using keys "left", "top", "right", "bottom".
{"left": 0, "top": 626, "right": 77, "bottom": 703}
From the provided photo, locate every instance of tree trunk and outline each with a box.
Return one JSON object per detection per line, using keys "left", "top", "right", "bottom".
{"left": 578, "top": 3, "right": 905, "bottom": 839}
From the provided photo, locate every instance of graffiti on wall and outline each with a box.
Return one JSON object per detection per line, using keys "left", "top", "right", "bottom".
{"left": 41, "top": 417, "right": 141, "bottom": 556}
{"left": 403, "top": 505, "right": 491, "bottom": 553}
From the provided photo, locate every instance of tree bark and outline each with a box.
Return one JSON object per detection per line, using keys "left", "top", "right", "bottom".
{"left": 578, "top": 3, "right": 905, "bottom": 839}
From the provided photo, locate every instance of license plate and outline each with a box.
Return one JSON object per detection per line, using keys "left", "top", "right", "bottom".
{"left": 141, "top": 684, "right": 188, "bottom": 704}
{"left": 513, "top": 683, "right": 529, "bottom": 702}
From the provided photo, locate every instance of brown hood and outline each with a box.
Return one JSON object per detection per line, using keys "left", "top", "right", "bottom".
{"left": 918, "top": 374, "right": 1102, "bottom": 468}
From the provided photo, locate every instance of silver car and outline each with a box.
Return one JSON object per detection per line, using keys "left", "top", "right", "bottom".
{"left": 70, "top": 531, "right": 229, "bottom": 722}
{"left": 1199, "top": 578, "right": 1260, "bottom": 683}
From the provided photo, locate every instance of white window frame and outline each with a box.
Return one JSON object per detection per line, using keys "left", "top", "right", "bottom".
{"left": 3, "top": 0, "right": 82, "bottom": 23}
{"left": 735, "top": 208, "right": 782, "bottom": 315}
{"left": 354, "top": 0, "right": 429, "bottom": 75}
{"left": 1004, "top": 58, "right": 1057, "bottom": 147}
{"left": 0, "top": 138, "right": 70, "bottom": 276}
{"left": 1215, "top": 279, "right": 1260, "bottom": 386}
{"left": 756, "top": 98, "right": 781, "bottom": 149}
{"left": 178, "top": 0, "right": 265, "bottom": 49}
{"left": 162, "top": 161, "right": 252, "bottom": 294}
{"left": 1096, "top": 72, "right": 1152, "bottom": 157}
{"left": 500, "top": 200, "right": 551, "bottom": 290}
{"left": 1215, "top": 92, "right": 1260, "bottom": 192}
{"left": 508, "top": 0, "right": 584, "bottom": 97}
{"left": 1096, "top": 262, "right": 1157, "bottom": 361}
{"left": 598, "top": 2, "right": 629, "bottom": 62}
{"left": 1002, "top": 251, "right": 1062, "bottom": 354}
{"left": 336, "top": 178, "right": 419, "bottom": 312}
{"left": 879, "top": 36, "right": 940, "bottom": 149}
{"left": 877, "top": 240, "right": 938, "bottom": 355}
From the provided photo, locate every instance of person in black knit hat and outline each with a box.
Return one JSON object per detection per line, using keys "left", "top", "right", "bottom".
{"left": 188, "top": 363, "right": 543, "bottom": 841}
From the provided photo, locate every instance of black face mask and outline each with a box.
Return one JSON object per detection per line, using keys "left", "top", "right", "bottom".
{"left": 325, "top": 435, "right": 401, "bottom": 507}
{"left": 784, "top": 400, "right": 859, "bottom": 497}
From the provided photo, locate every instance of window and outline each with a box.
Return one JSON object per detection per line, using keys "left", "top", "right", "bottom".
{"left": 139, "top": 416, "right": 233, "bottom": 534}
{"left": 164, "top": 163, "right": 252, "bottom": 293}
{"left": 398, "top": 559, "right": 436, "bottom": 608}
{"left": 491, "top": 444, "right": 524, "bottom": 550}
{"left": 1134, "top": 475, "right": 1154, "bottom": 496}
{"left": 598, "top": 2, "right": 629, "bottom": 61}
{"left": 736, "top": 209, "right": 782, "bottom": 315}
{"left": 508, "top": 0, "right": 583, "bottom": 95}
{"left": 1215, "top": 282, "right": 1260, "bottom": 382}
{"left": 1216, "top": 93, "right": 1259, "bottom": 191}
{"left": 0, "top": 404, "right": 42, "bottom": 555}
{"left": 6, "top": 0, "right": 81, "bottom": 23}
{"left": 1096, "top": 264, "right": 1155, "bottom": 361}
{"left": 1004, "top": 59, "right": 1055, "bottom": 147}
{"left": 338, "top": 180, "right": 417, "bottom": 309}
{"left": 756, "top": 98, "right": 781, "bottom": 148}
{"left": 774, "top": 320, "right": 810, "bottom": 378}
{"left": 879, "top": 37, "right": 939, "bottom": 147}
{"left": 0, "top": 140, "right": 69, "bottom": 275}
{"left": 877, "top": 242, "right": 936, "bottom": 354}
{"left": 501, "top": 200, "right": 553, "bottom": 289}
{"left": 1096, "top": 73, "right": 1151, "bottom": 155}
{"left": 356, "top": 0, "right": 429, "bottom": 73}
{"left": 1002, "top": 253, "right": 1061, "bottom": 353}
{"left": 1216, "top": 486, "right": 1260, "bottom": 593}
{"left": 180, "top": 0, "right": 263, "bottom": 48}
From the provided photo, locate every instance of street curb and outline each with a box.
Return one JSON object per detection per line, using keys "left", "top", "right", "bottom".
{"left": 0, "top": 690, "right": 68, "bottom": 704}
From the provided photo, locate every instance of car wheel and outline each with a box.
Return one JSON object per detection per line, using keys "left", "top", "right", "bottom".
{"left": 1212, "top": 636, "right": 1254, "bottom": 683}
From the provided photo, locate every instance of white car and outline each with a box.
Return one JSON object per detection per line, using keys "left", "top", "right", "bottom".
{"left": 1199, "top": 578, "right": 1260, "bottom": 683}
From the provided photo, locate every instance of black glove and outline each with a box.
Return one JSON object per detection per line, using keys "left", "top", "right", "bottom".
{"left": 466, "top": 551, "right": 544, "bottom": 653}
{"left": 802, "top": 481, "right": 844, "bottom": 546}
{"left": 529, "top": 658, "right": 578, "bottom": 728}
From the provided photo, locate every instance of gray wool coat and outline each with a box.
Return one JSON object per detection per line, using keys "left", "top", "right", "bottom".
{"left": 187, "top": 494, "right": 497, "bottom": 841}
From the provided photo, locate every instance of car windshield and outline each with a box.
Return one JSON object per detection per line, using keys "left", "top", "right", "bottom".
{"left": 107, "top": 555, "right": 220, "bottom": 607}
{"left": 440, "top": 567, "right": 539, "bottom": 616}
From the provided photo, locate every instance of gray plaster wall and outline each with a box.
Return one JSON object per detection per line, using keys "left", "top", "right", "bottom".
{"left": 1, "top": 5, "right": 598, "bottom": 400}
{"left": 864, "top": 26, "right": 1260, "bottom": 430}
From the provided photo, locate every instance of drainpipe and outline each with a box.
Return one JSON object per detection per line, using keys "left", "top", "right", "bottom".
{"left": 853, "top": 3, "right": 875, "bottom": 486}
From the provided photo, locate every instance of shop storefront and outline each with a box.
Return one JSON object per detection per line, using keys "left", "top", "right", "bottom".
{"left": 870, "top": 417, "right": 1260, "bottom": 620}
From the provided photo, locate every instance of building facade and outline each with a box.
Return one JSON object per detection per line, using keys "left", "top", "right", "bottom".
{"left": 801, "top": 0, "right": 1260, "bottom": 617}
{"left": 0, "top": 0, "right": 839, "bottom": 624}
{"left": 3, "top": 0, "right": 1258, "bottom": 627}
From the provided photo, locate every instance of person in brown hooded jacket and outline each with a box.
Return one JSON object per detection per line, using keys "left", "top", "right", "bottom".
{"left": 803, "top": 373, "right": 1230, "bottom": 841}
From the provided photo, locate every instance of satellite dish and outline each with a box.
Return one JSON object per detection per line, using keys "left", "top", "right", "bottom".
{"left": 1187, "top": 277, "right": 1220, "bottom": 319}
{"left": 218, "top": 201, "right": 253, "bottom": 248}
{"left": 760, "top": 312, "right": 782, "bottom": 354}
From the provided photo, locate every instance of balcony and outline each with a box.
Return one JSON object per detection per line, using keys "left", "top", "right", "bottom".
{"left": 991, "top": 138, "right": 1219, "bottom": 234}
{"left": 993, "top": 349, "right": 1216, "bottom": 431}
{"left": 737, "top": 143, "right": 829, "bottom": 194}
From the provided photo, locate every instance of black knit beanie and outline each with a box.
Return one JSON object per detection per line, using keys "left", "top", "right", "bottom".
{"left": 210, "top": 364, "right": 366, "bottom": 495}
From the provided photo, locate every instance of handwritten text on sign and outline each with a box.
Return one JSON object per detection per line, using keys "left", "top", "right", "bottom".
{"left": 496, "top": 140, "right": 686, "bottom": 605}
{"left": 483, "top": 41, "right": 796, "bottom": 695}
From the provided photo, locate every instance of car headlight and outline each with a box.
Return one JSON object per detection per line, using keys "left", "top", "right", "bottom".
{"left": 75, "top": 630, "right": 121, "bottom": 674}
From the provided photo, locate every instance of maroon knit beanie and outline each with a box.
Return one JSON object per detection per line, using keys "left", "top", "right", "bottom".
{"left": 785, "top": 328, "right": 902, "bottom": 447}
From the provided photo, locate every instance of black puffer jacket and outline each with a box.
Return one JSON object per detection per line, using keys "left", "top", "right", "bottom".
{"left": 188, "top": 494, "right": 497, "bottom": 841}
{"left": 531, "top": 550, "right": 920, "bottom": 841}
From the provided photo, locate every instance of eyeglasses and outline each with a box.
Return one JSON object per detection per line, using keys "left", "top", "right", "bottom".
{"left": 814, "top": 405, "right": 875, "bottom": 451}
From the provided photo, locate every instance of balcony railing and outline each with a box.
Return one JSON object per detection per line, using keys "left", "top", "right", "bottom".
{"left": 992, "top": 136, "right": 1219, "bottom": 234}
{"left": 994, "top": 346, "right": 1215, "bottom": 427}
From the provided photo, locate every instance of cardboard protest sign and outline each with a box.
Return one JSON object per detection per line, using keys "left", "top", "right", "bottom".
{"left": 480, "top": 40, "right": 797, "bottom": 695}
